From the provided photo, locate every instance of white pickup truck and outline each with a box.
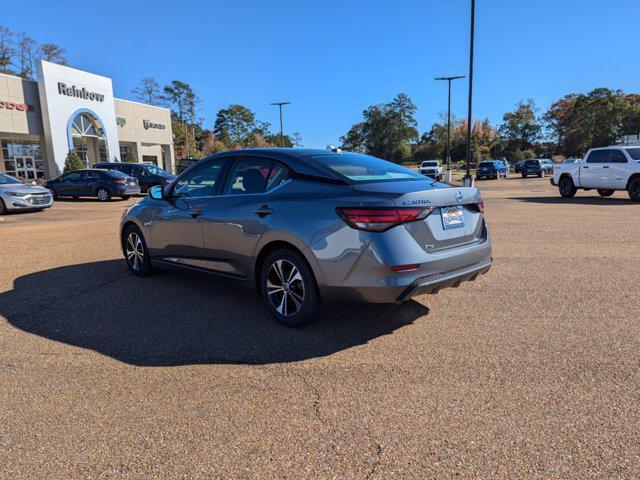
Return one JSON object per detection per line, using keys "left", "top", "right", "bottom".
{"left": 418, "top": 160, "right": 443, "bottom": 180}
{"left": 552, "top": 145, "right": 640, "bottom": 201}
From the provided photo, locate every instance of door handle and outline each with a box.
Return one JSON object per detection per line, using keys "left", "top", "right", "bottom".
{"left": 253, "top": 205, "right": 275, "bottom": 217}
{"left": 603, "top": 166, "right": 610, "bottom": 169}
{"left": 583, "top": 166, "right": 589, "bottom": 169}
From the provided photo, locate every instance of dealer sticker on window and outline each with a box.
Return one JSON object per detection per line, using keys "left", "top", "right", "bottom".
{"left": 441, "top": 206, "right": 465, "bottom": 230}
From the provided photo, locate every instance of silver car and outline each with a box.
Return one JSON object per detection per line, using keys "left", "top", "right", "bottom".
{"left": 120, "top": 149, "right": 492, "bottom": 326}
{"left": 0, "top": 173, "right": 53, "bottom": 214}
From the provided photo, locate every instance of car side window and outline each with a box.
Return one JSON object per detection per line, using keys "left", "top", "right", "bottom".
{"left": 83, "top": 171, "right": 102, "bottom": 180}
{"left": 223, "top": 158, "right": 273, "bottom": 195}
{"left": 266, "top": 162, "right": 289, "bottom": 191}
{"left": 608, "top": 150, "right": 627, "bottom": 164}
{"left": 63, "top": 171, "right": 83, "bottom": 181}
{"left": 172, "top": 159, "right": 226, "bottom": 198}
{"left": 586, "top": 150, "right": 608, "bottom": 163}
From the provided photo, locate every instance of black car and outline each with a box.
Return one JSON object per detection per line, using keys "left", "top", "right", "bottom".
{"left": 94, "top": 162, "right": 174, "bottom": 193}
{"left": 43, "top": 169, "right": 141, "bottom": 201}
{"left": 514, "top": 160, "right": 526, "bottom": 173}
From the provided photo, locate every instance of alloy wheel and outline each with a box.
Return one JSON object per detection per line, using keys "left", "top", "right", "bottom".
{"left": 266, "top": 259, "right": 305, "bottom": 317}
{"left": 97, "top": 189, "right": 109, "bottom": 201}
{"left": 126, "top": 232, "right": 145, "bottom": 272}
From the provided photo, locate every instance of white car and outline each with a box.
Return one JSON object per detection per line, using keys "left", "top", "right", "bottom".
{"left": 551, "top": 146, "right": 640, "bottom": 201}
{"left": 0, "top": 173, "right": 53, "bottom": 214}
{"left": 418, "top": 160, "right": 443, "bottom": 180}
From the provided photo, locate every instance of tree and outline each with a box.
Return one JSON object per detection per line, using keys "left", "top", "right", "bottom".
{"left": 497, "top": 99, "right": 541, "bottom": 159}
{"left": 164, "top": 80, "right": 201, "bottom": 158}
{"left": 122, "top": 150, "right": 137, "bottom": 163}
{"left": 339, "top": 93, "right": 419, "bottom": 162}
{"left": 0, "top": 26, "right": 15, "bottom": 75}
{"left": 40, "top": 43, "right": 67, "bottom": 64}
{"left": 63, "top": 150, "right": 84, "bottom": 173}
{"left": 132, "top": 77, "right": 166, "bottom": 106}
{"left": 15, "top": 32, "right": 38, "bottom": 79}
{"left": 291, "top": 132, "right": 303, "bottom": 148}
{"left": 214, "top": 104, "right": 258, "bottom": 146}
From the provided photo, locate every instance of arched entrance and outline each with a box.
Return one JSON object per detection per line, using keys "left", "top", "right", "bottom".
{"left": 67, "top": 110, "right": 109, "bottom": 166}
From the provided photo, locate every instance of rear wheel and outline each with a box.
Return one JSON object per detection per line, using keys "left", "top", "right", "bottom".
{"left": 0, "top": 198, "right": 6, "bottom": 215}
{"left": 559, "top": 176, "right": 577, "bottom": 198}
{"left": 96, "top": 188, "right": 111, "bottom": 202}
{"left": 120, "top": 195, "right": 131, "bottom": 200}
{"left": 597, "top": 189, "right": 614, "bottom": 197}
{"left": 123, "top": 225, "right": 153, "bottom": 276}
{"left": 538, "top": 171, "right": 544, "bottom": 178}
{"left": 260, "top": 248, "right": 321, "bottom": 327}
{"left": 522, "top": 174, "right": 527, "bottom": 178}
{"left": 628, "top": 177, "right": 640, "bottom": 202}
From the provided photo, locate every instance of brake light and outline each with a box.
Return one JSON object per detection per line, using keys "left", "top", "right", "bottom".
{"left": 391, "top": 264, "right": 420, "bottom": 272}
{"left": 336, "top": 207, "right": 433, "bottom": 232}
{"left": 113, "top": 179, "right": 126, "bottom": 184}
{"left": 478, "top": 201, "right": 484, "bottom": 213}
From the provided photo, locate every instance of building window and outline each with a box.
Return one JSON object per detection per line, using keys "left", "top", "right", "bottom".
{"left": 2, "top": 139, "right": 45, "bottom": 180}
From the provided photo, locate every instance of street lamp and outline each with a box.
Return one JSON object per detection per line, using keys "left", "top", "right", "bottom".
{"left": 270, "top": 101, "right": 291, "bottom": 148}
{"left": 464, "top": 0, "right": 476, "bottom": 187}
{"left": 434, "top": 75, "right": 465, "bottom": 174}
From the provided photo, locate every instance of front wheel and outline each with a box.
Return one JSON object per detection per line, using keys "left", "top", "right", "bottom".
{"left": 0, "top": 198, "right": 7, "bottom": 215}
{"left": 628, "top": 177, "right": 640, "bottom": 202}
{"left": 120, "top": 195, "right": 131, "bottom": 200}
{"left": 597, "top": 189, "right": 614, "bottom": 197}
{"left": 559, "top": 176, "right": 577, "bottom": 198}
{"left": 123, "top": 225, "right": 153, "bottom": 276}
{"left": 96, "top": 188, "right": 111, "bottom": 202}
{"left": 260, "top": 249, "right": 321, "bottom": 327}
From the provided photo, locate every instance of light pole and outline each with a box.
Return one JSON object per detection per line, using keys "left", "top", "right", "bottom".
{"left": 464, "top": 0, "right": 476, "bottom": 187}
{"left": 435, "top": 75, "right": 465, "bottom": 173}
{"left": 270, "top": 101, "right": 291, "bottom": 147}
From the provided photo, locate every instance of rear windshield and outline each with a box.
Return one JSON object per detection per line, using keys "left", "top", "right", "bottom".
{"left": 103, "top": 169, "right": 128, "bottom": 178}
{"left": 310, "top": 153, "right": 423, "bottom": 183}
{"left": 625, "top": 148, "right": 640, "bottom": 160}
{"left": 524, "top": 160, "right": 539, "bottom": 166}
{"left": 478, "top": 162, "right": 494, "bottom": 167}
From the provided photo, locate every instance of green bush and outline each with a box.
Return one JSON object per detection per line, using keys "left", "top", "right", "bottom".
{"left": 122, "top": 150, "right": 137, "bottom": 163}
{"left": 63, "top": 150, "right": 85, "bottom": 173}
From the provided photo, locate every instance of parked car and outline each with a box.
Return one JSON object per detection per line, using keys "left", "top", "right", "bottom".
{"left": 44, "top": 169, "right": 140, "bottom": 201}
{"left": 418, "top": 160, "right": 443, "bottom": 180}
{"left": 476, "top": 160, "right": 509, "bottom": 180}
{"left": 514, "top": 160, "right": 526, "bottom": 173}
{"left": 521, "top": 159, "right": 554, "bottom": 178}
{"left": 120, "top": 149, "right": 492, "bottom": 327}
{"left": 0, "top": 172, "right": 53, "bottom": 214}
{"left": 551, "top": 146, "right": 640, "bottom": 201}
{"left": 95, "top": 162, "right": 174, "bottom": 193}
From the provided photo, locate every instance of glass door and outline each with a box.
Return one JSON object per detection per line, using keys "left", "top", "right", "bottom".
{"left": 14, "top": 156, "right": 37, "bottom": 182}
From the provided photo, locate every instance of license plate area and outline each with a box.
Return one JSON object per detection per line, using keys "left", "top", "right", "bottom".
{"left": 441, "top": 206, "right": 465, "bottom": 230}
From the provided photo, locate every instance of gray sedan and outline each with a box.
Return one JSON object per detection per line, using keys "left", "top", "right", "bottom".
{"left": 120, "top": 149, "right": 492, "bottom": 326}
{"left": 0, "top": 173, "right": 53, "bottom": 214}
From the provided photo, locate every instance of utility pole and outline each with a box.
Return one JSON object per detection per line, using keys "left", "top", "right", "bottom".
{"left": 464, "top": 0, "right": 476, "bottom": 187}
{"left": 270, "top": 102, "right": 291, "bottom": 147}
{"left": 435, "top": 75, "right": 465, "bottom": 174}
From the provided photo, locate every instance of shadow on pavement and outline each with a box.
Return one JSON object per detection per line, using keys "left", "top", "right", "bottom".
{"left": 0, "top": 260, "right": 427, "bottom": 366}
{"left": 508, "top": 196, "right": 633, "bottom": 205}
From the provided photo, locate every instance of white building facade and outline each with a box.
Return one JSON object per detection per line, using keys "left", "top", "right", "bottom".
{"left": 0, "top": 60, "right": 174, "bottom": 181}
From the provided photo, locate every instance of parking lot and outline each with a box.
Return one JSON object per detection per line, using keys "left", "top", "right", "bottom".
{"left": 1, "top": 176, "right": 639, "bottom": 478}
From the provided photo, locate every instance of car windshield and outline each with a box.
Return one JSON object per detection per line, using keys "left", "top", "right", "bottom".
{"left": 524, "top": 160, "right": 539, "bottom": 166}
{"left": 310, "top": 153, "right": 424, "bottom": 183}
{"left": 103, "top": 170, "right": 128, "bottom": 178}
{"left": 421, "top": 161, "right": 438, "bottom": 167}
{"left": 142, "top": 165, "right": 170, "bottom": 176}
{"left": 625, "top": 148, "right": 640, "bottom": 160}
{"left": 0, "top": 173, "right": 22, "bottom": 184}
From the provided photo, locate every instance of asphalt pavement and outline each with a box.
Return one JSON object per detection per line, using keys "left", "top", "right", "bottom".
{"left": 1, "top": 176, "right": 639, "bottom": 479}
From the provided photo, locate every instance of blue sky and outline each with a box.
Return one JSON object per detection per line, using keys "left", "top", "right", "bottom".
{"left": 3, "top": 0, "right": 639, "bottom": 147}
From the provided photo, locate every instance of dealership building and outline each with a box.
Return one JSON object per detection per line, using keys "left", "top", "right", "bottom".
{"left": 0, "top": 60, "right": 174, "bottom": 181}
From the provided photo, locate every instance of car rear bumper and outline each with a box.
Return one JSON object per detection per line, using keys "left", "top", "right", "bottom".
{"left": 115, "top": 185, "right": 141, "bottom": 195}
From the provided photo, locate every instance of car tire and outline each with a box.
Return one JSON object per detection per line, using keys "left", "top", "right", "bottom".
{"left": 628, "top": 177, "right": 640, "bottom": 202}
{"left": 48, "top": 188, "right": 58, "bottom": 200}
{"left": 522, "top": 174, "right": 527, "bottom": 178}
{"left": 96, "top": 188, "right": 111, "bottom": 202}
{"left": 0, "top": 198, "right": 7, "bottom": 215}
{"left": 123, "top": 225, "right": 153, "bottom": 276}
{"left": 260, "top": 248, "right": 321, "bottom": 327}
{"left": 120, "top": 195, "right": 131, "bottom": 200}
{"left": 538, "top": 171, "right": 544, "bottom": 178}
{"left": 559, "top": 176, "right": 577, "bottom": 198}
{"left": 597, "top": 189, "right": 614, "bottom": 197}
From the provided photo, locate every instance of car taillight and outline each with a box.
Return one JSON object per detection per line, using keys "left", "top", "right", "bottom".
{"left": 336, "top": 207, "right": 434, "bottom": 232}
{"left": 113, "top": 179, "right": 126, "bottom": 184}
{"left": 477, "top": 201, "right": 484, "bottom": 213}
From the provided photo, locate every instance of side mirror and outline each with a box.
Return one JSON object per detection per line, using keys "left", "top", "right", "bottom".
{"left": 149, "top": 185, "right": 164, "bottom": 200}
